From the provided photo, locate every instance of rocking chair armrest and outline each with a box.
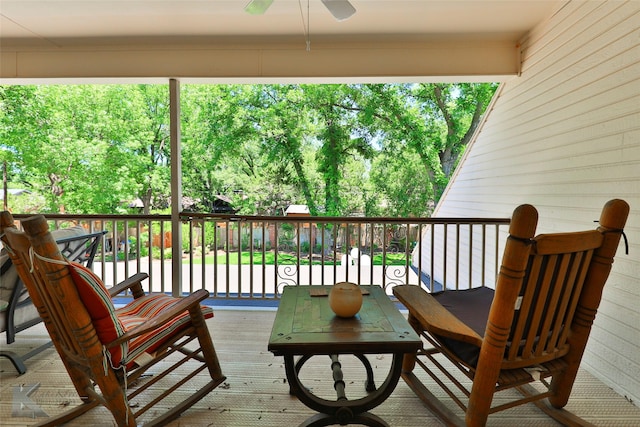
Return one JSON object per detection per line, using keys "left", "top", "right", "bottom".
{"left": 393, "top": 285, "right": 483, "bottom": 347}
{"left": 106, "top": 289, "right": 210, "bottom": 348}
{"left": 108, "top": 272, "right": 148, "bottom": 298}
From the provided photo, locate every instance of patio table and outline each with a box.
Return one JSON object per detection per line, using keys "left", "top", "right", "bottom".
{"left": 268, "top": 284, "right": 421, "bottom": 426}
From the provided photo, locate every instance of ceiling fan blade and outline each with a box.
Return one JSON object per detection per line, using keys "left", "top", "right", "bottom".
{"left": 321, "top": 0, "right": 356, "bottom": 21}
{"left": 244, "top": 0, "right": 274, "bottom": 15}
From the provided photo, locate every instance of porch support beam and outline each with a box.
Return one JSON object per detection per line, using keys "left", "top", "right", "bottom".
{"left": 0, "top": 38, "right": 519, "bottom": 83}
{"left": 169, "top": 78, "right": 182, "bottom": 297}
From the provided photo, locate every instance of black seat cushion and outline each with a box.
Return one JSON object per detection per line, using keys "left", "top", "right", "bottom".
{"left": 432, "top": 287, "right": 494, "bottom": 367}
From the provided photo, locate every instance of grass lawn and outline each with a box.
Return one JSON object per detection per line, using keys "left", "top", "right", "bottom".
{"left": 188, "top": 251, "right": 407, "bottom": 266}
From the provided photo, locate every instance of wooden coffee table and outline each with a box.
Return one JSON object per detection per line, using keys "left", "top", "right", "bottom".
{"left": 268, "top": 285, "right": 422, "bottom": 427}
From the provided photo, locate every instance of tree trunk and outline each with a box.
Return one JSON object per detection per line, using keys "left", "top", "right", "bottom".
{"left": 142, "top": 187, "right": 152, "bottom": 215}
{"left": 291, "top": 155, "right": 318, "bottom": 215}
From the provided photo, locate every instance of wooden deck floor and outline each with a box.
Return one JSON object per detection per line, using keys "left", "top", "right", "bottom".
{"left": 2, "top": 308, "right": 639, "bottom": 426}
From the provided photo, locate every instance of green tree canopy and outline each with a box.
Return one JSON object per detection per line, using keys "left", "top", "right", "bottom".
{"left": 1, "top": 82, "right": 497, "bottom": 217}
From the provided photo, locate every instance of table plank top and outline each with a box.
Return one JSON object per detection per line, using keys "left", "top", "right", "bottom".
{"left": 268, "top": 285, "right": 422, "bottom": 356}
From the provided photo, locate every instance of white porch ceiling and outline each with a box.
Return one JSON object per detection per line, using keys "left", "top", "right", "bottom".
{"left": 0, "top": 1, "right": 564, "bottom": 82}
{"left": 1, "top": 1, "right": 561, "bottom": 43}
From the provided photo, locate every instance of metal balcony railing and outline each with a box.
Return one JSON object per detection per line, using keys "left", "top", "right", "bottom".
{"left": 11, "top": 213, "right": 510, "bottom": 302}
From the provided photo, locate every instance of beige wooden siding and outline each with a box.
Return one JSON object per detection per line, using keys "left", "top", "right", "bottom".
{"left": 429, "top": 0, "right": 640, "bottom": 406}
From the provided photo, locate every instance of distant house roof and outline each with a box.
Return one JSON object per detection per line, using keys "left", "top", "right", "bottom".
{"left": 211, "top": 195, "right": 235, "bottom": 213}
{"left": 214, "top": 195, "right": 233, "bottom": 204}
{"left": 285, "top": 204, "right": 310, "bottom": 216}
{"left": 0, "top": 189, "right": 29, "bottom": 200}
{"left": 128, "top": 198, "right": 144, "bottom": 208}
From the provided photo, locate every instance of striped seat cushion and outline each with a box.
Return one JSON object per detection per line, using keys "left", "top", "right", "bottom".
{"left": 116, "top": 294, "right": 213, "bottom": 368}
{"left": 68, "top": 262, "right": 213, "bottom": 369}
{"left": 68, "top": 262, "right": 126, "bottom": 359}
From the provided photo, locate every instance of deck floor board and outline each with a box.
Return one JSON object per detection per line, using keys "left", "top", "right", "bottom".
{"left": 2, "top": 309, "right": 639, "bottom": 426}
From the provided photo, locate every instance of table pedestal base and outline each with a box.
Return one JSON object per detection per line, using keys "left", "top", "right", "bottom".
{"left": 285, "top": 353, "right": 404, "bottom": 427}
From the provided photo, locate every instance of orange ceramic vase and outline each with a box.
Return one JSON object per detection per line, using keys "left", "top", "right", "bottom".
{"left": 329, "top": 282, "right": 363, "bottom": 318}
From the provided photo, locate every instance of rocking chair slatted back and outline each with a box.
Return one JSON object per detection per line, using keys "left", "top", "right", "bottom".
{"left": 503, "top": 230, "right": 603, "bottom": 369}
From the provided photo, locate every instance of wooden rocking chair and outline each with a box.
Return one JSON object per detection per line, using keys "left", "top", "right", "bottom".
{"left": 0, "top": 212, "right": 226, "bottom": 427}
{"left": 393, "top": 199, "right": 629, "bottom": 427}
